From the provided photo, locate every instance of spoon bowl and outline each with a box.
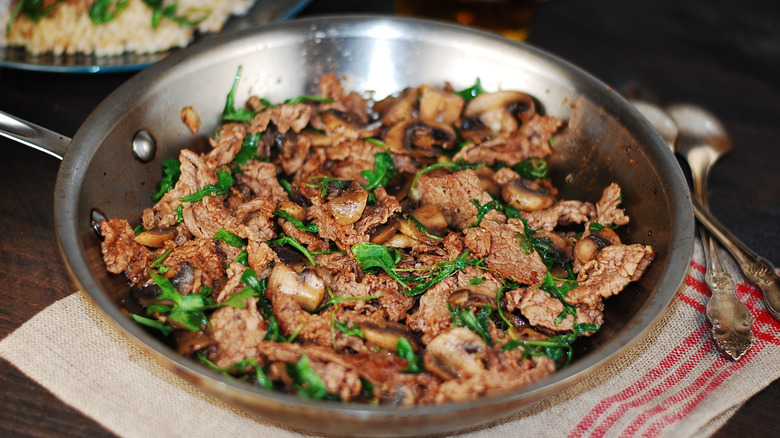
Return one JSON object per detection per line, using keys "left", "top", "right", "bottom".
{"left": 666, "top": 104, "right": 732, "bottom": 199}
{"left": 632, "top": 100, "right": 678, "bottom": 152}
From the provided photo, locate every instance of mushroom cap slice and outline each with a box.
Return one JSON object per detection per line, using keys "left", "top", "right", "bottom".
{"left": 359, "top": 320, "right": 420, "bottom": 352}
{"left": 447, "top": 285, "right": 497, "bottom": 310}
{"left": 573, "top": 227, "right": 622, "bottom": 265}
{"left": 419, "top": 84, "right": 465, "bottom": 126}
{"left": 463, "top": 90, "right": 536, "bottom": 133}
{"left": 267, "top": 263, "right": 326, "bottom": 312}
{"left": 384, "top": 120, "right": 456, "bottom": 157}
{"left": 327, "top": 184, "right": 369, "bottom": 225}
{"left": 135, "top": 228, "right": 177, "bottom": 248}
{"left": 277, "top": 200, "right": 307, "bottom": 221}
{"left": 374, "top": 87, "right": 419, "bottom": 126}
{"left": 501, "top": 178, "right": 555, "bottom": 212}
{"left": 408, "top": 204, "right": 448, "bottom": 236}
{"left": 423, "top": 327, "right": 489, "bottom": 380}
{"left": 320, "top": 109, "right": 381, "bottom": 139}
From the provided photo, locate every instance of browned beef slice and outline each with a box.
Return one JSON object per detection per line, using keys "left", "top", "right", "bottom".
{"left": 214, "top": 262, "right": 247, "bottom": 303}
{"left": 205, "top": 123, "right": 245, "bottom": 168}
{"left": 182, "top": 195, "right": 239, "bottom": 240}
{"left": 143, "top": 149, "right": 215, "bottom": 229}
{"left": 417, "top": 169, "right": 503, "bottom": 230}
{"left": 159, "top": 239, "right": 225, "bottom": 289}
{"left": 406, "top": 276, "right": 458, "bottom": 345}
{"left": 270, "top": 289, "right": 333, "bottom": 346}
{"left": 522, "top": 200, "right": 596, "bottom": 231}
{"left": 516, "top": 286, "right": 604, "bottom": 332}
{"left": 328, "top": 269, "right": 414, "bottom": 322}
{"left": 280, "top": 218, "right": 329, "bottom": 252}
{"left": 354, "top": 187, "right": 402, "bottom": 235}
{"left": 278, "top": 133, "right": 311, "bottom": 176}
{"left": 247, "top": 241, "right": 277, "bottom": 278}
{"left": 429, "top": 350, "right": 556, "bottom": 404}
{"left": 453, "top": 114, "right": 559, "bottom": 165}
{"left": 234, "top": 161, "right": 289, "bottom": 204}
{"left": 234, "top": 196, "right": 277, "bottom": 242}
{"left": 100, "top": 218, "right": 152, "bottom": 286}
{"left": 209, "top": 297, "right": 267, "bottom": 368}
{"left": 251, "top": 103, "right": 313, "bottom": 134}
{"left": 325, "top": 138, "right": 387, "bottom": 181}
{"left": 595, "top": 182, "right": 629, "bottom": 227}
{"left": 463, "top": 219, "right": 547, "bottom": 285}
{"left": 567, "top": 243, "right": 656, "bottom": 307}
{"left": 304, "top": 185, "right": 399, "bottom": 250}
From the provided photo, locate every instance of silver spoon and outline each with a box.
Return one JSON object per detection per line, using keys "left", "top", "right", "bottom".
{"left": 666, "top": 104, "right": 753, "bottom": 360}
{"left": 636, "top": 101, "right": 780, "bottom": 319}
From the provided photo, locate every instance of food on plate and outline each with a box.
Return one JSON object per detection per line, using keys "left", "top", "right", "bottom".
{"left": 99, "top": 71, "right": 655, "bottom": 405}
{"left": 0, "top": 0, "right": 257, "bottom": 56}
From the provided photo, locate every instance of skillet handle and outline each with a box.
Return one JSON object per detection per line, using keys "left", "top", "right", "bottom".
{"left": 0, "top": 110, "right": 71, "bottom": 160}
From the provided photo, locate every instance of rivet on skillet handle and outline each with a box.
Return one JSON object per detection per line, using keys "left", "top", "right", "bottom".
{"left": 132, "top": 130, "right": 157, "bottom": 163}
{"left": 0, "top": 110, "right": 71, "bottom": 160}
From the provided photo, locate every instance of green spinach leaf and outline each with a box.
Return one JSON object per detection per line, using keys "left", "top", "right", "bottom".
{"left": 287, "top": 355, "right": 331, "bottom": 399}
{"left": 361, "top": 152, "right": 397, "bottom": 192}
{"left": 396, "top": 338, "right": 425, "bottom": 373}
{"left": 180, "top": 168, "right": 234, "bottom": 203}
{"left": 273, "top": 210, "right": 318, "bottom": 234}
{"left": 151, "top": 157, "right": 181, "bottom": 201}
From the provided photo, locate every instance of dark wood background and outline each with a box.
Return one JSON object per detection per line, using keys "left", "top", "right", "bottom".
{"left": 1, "top": 0, "right": 778, "bottom": 436}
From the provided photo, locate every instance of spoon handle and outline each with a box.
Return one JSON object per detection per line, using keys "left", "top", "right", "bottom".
{"left": 692, "top": 198, "right": 780, "bottom": 321}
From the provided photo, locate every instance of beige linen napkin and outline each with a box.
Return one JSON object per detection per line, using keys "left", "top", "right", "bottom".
{"left": 2, "top": 239, "right": 779, "bottom": 438}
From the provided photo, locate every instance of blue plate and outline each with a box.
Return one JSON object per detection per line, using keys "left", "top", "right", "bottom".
{"left": 0, "top": 0, "right": 311, "bottom": 73}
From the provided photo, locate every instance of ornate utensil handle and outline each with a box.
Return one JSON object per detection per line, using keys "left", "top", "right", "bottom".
{"left": 693, "top": 198, "right": 780, "bottom": 321}
{"left": 704, "top": 267, "right": 754, "bottom": 359}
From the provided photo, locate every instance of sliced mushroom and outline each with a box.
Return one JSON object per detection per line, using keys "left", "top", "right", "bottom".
{"left": 327, "top": 186, "right": 368, "bottom": 225}
{"left": 320, "top": 109, "right": 381, "bottom": 139}
{"left": 175, "top": 330, "right": 215, "bottom": 356}
{"left": 277, "top": 200, "right": 306, "bottom": 221}
{"left": 384, "top": 120, "right": 456, "bottom": 157}
{"left": 180, "top": 106, "right": 201, "bottom": 135}
{"left": 501, "top": 178, "right": 555, "bottom": 212}
{"left": 408, "top": 204, "right": 448, "bottom": 236}
{"left": 374, "top": 87, "right": 419, "bottom": 126}
{"left": 447, "top": 285, "right": 497, "bottom": 310}
{"left": 462, "top": 90, "right": 536, "bottom": 133}
{"left": 418, "top": 84, "right": 464, "bottom": 126}
{"left": 131, "top": 262, "right": 198, "bottom": 306}
{"left": 170, "top": 262, "right": 198, "bottom": 295}
{"left": 359, "top": 320, "right": 419, "bottom": 352}
{"left": 383, "top": 233, "right": 419, "bottom": 249}
{"left": 135, "top": 228, "right": 177, "bottom": 248}
{"left": 369, "top": 215, "right": 402, "bottom": 244}
{"left": 326, "top": 183, "right": 369, "bottom": 225}
{"left": 574, "top": 227, "right": 622, "bottom": 264}
{"left": 398, "top": 210, "right": 445, "bottom": 245}
{"left": 383, "top": 171, "right": 412, "bottom": 200}
{"left": 533, "top": 230, "right": 574, "bottom": 262}
{"left": 267, "top": 263, "right": 326, "bottom": 312}
{"left": 423, "top": 328, "right": 489, "bottom": 380}
{"left": 299, "top": 129, "right": 333, "bottom": 147}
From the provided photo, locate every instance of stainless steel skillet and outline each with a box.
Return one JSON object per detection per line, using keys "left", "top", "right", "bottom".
{"left": 0, "top": 16, "right": 694, "bottom": 437}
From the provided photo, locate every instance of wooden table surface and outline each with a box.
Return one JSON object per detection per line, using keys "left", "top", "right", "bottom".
{"left": 1, "top": 0, "right": 778, "bottom": 436}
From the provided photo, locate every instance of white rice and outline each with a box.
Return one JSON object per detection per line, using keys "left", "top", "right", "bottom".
{"left": 0, "top": 0, "right": 256, "bottom": 56}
